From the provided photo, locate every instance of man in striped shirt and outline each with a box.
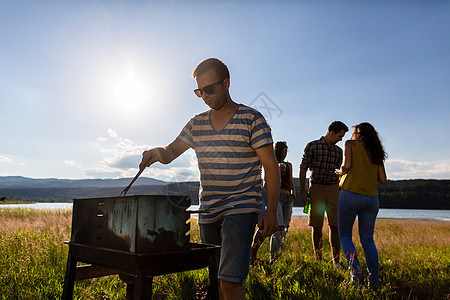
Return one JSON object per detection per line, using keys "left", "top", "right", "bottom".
{"left": 299, "top": 121, "right": 348, "bottom": 268}
{"left": 139, "top": 58, "right": 280, "bottom": 299}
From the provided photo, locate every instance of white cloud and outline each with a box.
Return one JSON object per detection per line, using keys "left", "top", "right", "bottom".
{"left": 0, "top": 155, "right": 12, "bottom": 163}
{"left": 0, "top": 155, "right": 13, "bottom": 176}
{"left": 64, "top": 160, "right": 77, "bottom": 166}
{"left": 107, "top": 128, "right": 118, "bottom": 138}
{"left": 142, "top": 150, "right": 199, "bottom": 182}
{"left": 386, "top": 158, "right": 450, "bottom": 180}
{"left": 85, "top": 130, "right": 145, "bottom": 178}
{"left": 82, "top": 129, "right": 200, "bottom": 181}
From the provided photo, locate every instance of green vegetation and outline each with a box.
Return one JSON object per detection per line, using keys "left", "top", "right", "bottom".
{"left": 0, "top": 199, "right": 36, "bottom": 204}
{"left": 1, "top": 208, "right": 449, "bottom": 299}
{"left": 293, "top": 179, "right": 450, "bottom": 209}
{"left": 377, "top": 179, "right": 450, "bottom": 209}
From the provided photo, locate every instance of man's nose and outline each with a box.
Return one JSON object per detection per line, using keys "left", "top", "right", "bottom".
{"left": 201, "top": 91, "right": 211, "bottom": 100}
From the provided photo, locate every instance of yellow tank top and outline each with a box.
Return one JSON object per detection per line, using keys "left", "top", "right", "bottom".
{"left": 339, "top": 140, "right": 379, "bottom": 196}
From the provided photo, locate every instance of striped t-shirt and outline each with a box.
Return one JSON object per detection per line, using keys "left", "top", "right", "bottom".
{"left": 177, "top": 104, "right": 273, "bottom": 224}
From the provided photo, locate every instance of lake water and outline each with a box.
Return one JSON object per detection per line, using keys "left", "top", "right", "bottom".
{"left": 292, "top": 207, "right": 450, "bottom": 222}
{"left": 1, "top": 203, "right": 449, "bottom": 221}
{"left": 0, "top": 202, "right": 73, "bottom": 210}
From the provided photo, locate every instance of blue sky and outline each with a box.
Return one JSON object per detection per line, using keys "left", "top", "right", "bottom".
{"left": 1, "top": 0, "right": 449, "bottom": 181}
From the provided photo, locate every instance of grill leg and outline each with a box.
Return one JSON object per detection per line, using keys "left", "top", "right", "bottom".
{"left": 130, "top": 272, "right": 153, "bottom": 300}
{"left": 119, "top": 274, "right": 137, "bottom": 300}
{"left": 208, "top": 250, "right": 219, "bottom": 300}
{"left": 61, "top": 248, "right": 77, "bottom": 300}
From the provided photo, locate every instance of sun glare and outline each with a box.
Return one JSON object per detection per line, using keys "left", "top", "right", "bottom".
{"left": 112, "top": 66, "right": 149, "bottom": 113}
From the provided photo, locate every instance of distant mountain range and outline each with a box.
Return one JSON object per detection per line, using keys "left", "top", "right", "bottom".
{"left": 0, "top": 176, "right": 167, "bottom": 188}
{"left": 0, "top": 176, "right": 200, "bottom": 203}
{"left": 0, "top": 176, "right": 449, "bottom": 209}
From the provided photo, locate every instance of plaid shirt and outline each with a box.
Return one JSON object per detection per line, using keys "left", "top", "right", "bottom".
{"left": 300, "top": 137, "right": 342, "bottom": 184}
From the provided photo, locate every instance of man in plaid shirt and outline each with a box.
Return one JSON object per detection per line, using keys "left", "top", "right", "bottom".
{"left": 299, "top": 121, "right": 348, "bottom": 267}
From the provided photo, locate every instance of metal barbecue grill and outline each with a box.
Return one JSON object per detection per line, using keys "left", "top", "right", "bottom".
{"left": 62, "top": 194, "right": 220, "bottom": 300}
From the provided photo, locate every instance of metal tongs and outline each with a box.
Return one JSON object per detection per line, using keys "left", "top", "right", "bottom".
{"left": 120, "top": 166, "right": 145, "bottom": 196}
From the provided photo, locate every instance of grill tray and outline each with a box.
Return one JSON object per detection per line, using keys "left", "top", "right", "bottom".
{"left": 66, "top": 242, "right": 220, "bottom": 276}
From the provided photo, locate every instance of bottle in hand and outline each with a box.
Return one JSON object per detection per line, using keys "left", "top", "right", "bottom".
{"left": 303, "top": 190, "right": 311, "bottom": 214}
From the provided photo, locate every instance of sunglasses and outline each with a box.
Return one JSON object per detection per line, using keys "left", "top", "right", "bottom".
{"left": 194, "top": 79, "right": 225, "bottom": 98}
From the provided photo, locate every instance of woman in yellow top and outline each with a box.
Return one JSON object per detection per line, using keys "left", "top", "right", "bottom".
{"left": 335, "top": 122, "right": 387, "bottom": 287}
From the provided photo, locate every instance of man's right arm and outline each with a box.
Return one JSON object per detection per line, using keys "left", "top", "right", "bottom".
{"left": 299, "top": 144, "right": 310, "bottom": 206}
{"left": 139, "top": 138, "right": 190, "bottom": 170}
{"left": 255, "top": 144, "right": 280, "bottom": 238}
{"left": 299, "top": 168, "right": 308, "bottom": 206}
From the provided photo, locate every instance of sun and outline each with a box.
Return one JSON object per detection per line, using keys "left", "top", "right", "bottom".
{"left": 112, "top": 66, "right": 149, "bottom": 113}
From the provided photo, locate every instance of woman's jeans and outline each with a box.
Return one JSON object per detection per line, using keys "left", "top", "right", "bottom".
{"left": 338, "top": 189, "right": 379, "bottom": 285}
{"left": 270, "top": 193, "right": 294, "bottom": 260}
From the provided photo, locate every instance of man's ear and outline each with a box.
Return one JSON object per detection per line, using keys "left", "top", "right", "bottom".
{"left": 224, "top": 78, "right": 230, "bottom": 89}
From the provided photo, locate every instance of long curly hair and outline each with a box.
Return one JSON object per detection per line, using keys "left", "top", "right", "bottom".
{"left": 354, "top": 122, "right": 387, "bottom": 165}
{"left": 274, "top": 141, "right": 288, "bottom": 162}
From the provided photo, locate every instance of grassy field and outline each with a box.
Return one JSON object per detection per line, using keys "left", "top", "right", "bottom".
{"left": 0, "top": 207, "right": 449, "bottom": 299}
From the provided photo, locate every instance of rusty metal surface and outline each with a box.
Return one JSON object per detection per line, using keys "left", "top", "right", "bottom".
{"left": 71, "top": 195, "right": 190, "bottom": 253}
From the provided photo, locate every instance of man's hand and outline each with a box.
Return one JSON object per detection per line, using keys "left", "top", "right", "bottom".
{"left": 300, "top": 190, "right": 308, "bottom": 207}
{"left": 335, "top": 168, "right": 344, "bottom": 177}
{"left": 255, "top": 144, "right": 280, "bottom": 237}
{"left": 257, "top": 209, "right": 278, "bottom": 237}
{"left": 139, "top": 149, "right": 159, "bottom": 170}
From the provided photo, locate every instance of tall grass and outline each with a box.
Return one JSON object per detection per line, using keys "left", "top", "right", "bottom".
{"left": 0, "top": 208, "right": 449, "bottom": 299}
{"left": 247, "top": 219, "right": 450, "bottom": 299}
{"left": 0, "top": 208, "right": 72, "bottom": 299}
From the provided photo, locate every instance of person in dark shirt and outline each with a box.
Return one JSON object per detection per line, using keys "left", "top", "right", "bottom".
{"left": 299, "top": 121, "right": 348, "bottom": 267}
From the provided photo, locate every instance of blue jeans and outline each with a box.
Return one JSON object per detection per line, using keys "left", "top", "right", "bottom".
{"left": 338, "top": 189, "right": 379, "bottom": 285}
{"left": 199, "top": 213, "right": 258, "bottom": 283}
{"left": 270, "top": 193, "right": 294, "bottom": 259}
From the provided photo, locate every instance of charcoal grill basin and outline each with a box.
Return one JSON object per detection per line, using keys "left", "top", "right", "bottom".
{"left": 63, "top": 193, "right": 221, "bottom": 299}
{"left": 62, "top": 242, "right": 220, "bottom": 300}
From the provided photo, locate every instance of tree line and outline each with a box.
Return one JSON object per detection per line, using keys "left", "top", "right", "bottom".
{"left": 292, "top": 179, "right": 449, "bottom": 209}
{"left": 1, "top": 179, "right": 449, "bottom": 209}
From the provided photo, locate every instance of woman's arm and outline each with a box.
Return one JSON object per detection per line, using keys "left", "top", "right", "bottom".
{"left": 336, "top": 140, "right": 353, "bottom": 176}
{"left": 287, "top": 162, "right": 295, "bottom": 198}
{"left": 378, "top": 163, "right": 387, "bottom": 184}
